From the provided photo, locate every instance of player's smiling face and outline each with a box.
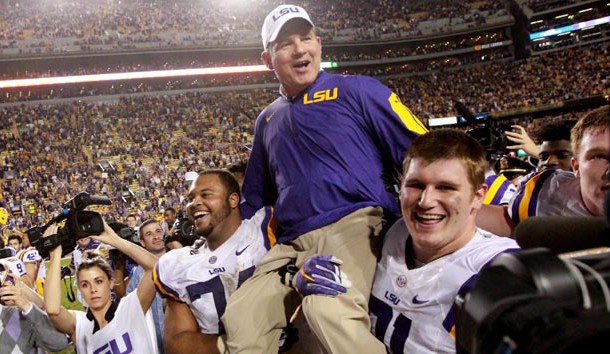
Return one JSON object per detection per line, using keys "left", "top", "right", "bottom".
{"left": 263, "top": 19, "right": 321, "bottom": 97}
{"left": 186, "top": 174, "right": 237, "bottom": 242}
{"left": 400, "top": 158, "right": 486, "bottom": 263}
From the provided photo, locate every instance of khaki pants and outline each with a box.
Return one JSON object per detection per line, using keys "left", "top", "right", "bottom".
{"left": 222, "top": 207, "right": 387, "bottom": 354}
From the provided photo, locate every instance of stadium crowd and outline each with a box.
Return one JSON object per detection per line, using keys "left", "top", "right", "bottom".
{"left": 0, "top": 0, "right": 509, "bottom": 55}
{"left": 0, "top": 2, "right": 608, "bottom": 354}
{"left": 0, "top": 30, "right": 508, "bottom": 81}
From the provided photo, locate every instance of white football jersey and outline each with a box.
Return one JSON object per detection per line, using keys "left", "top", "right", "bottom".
{"left": 154, "top": 207, "right": 271, "bottom": 334}
{"left": 74, "top": 291, "right": 158, "bottom": 354}
{"left": 0, "top": 256, "right": 27, "bottom": 278}
{"left": 17, "top": 248, "right": 46, "bottom": 294}
{"left": 370, "top": 220, "right": 519, "bottom": 354}
{"left": 508, "top": 169, "right": 591, "bottom": 224}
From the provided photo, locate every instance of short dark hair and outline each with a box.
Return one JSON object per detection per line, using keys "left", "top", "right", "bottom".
{"left": 227, "top": 160, "right": 248, "bottom": 175}
{"left": 198, "top": 169, "right": 241, "bottom": 200}
{"left": 139, "top": 218, "right": 160, "bottom": 236}
{"left": 403, "top": 129, "right": 487, "bottom": 193}
{"left": 536, "top": 121, "right": 575, "bottom": 143}
{"left": 164, "top": 207, "right": 176, "bottom": 215}
{"left": 7, "top": 234, "right": 22, "bottom": 245}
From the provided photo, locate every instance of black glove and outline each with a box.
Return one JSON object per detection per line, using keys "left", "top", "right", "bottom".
{"left": 278, "top": 323, "right": 299, "bottom": 353}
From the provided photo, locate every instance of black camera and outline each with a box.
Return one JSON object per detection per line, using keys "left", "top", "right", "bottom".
{"left": 0, "top": 248, "right": 14, "bottom": 260}
{"left": 117, "top": 226, "right": 139, "bottom": 244}
{"left": 456, "top": 248, "right": 610, "bottom": 354}
{"left": 166, "top": 211, "right": 196, "bottom": 247}
{"left": 454, "top": 100, "right": 508, "bottom": 157}
{"left": 26, "top": 192, "right": 111, "bottom": 257}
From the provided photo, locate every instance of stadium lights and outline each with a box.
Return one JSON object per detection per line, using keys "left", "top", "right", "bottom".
{"left": 579, "top": 8, "right": 593, "bottom": 13}
{"left": 0, "top": 62, "right": 338, "bottom": 89}
{"left": 529, "top": 15, "right": 610, "bottom": 40}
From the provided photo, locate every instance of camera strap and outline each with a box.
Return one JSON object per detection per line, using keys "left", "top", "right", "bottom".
{"left": 63, "top": 277, "right": 76, "bottom": 303}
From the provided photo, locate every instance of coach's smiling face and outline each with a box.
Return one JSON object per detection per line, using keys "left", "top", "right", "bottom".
{"left": 263, "top": 19, "right": 321, "bottom": 97}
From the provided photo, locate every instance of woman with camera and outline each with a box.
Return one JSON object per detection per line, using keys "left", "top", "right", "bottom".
{"left": 43, "top": 220, "right": 159, "bottom": 354}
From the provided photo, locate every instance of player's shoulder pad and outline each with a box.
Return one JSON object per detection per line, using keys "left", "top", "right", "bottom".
{"left": 19, "top": 248, "right": 41, "bottom": 263}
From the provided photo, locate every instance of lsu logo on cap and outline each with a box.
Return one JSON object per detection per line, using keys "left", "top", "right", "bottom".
{"left": 272, "top": 7, "right": 302, "bottom": 22}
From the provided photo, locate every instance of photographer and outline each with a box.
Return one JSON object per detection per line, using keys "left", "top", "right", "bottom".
{"left": 44, "top": 219, "right": 159, "bottom": 354}
{"left": 0, "top": 273, "right": 69, "bottom": 353}
{"left": 65, "top": 236, "right": 110, "bottom": 307}
{"left": 126, "top": 219, "right": 167, "bottom": 354}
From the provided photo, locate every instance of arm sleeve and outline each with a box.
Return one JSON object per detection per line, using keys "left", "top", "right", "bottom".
{"left": 359, "top": 77, "right": 427, "bottom": 172}
{"left": 25, "top": 304, "right": 70, "bottom": 352}
{"left": 507, "top": 169, "right": 555, "bottom": 224}
{"left": 240, "top": 112, "right": 278, "bottom": 219}
{"left": 126, "top": 265, "right": 143, "bottom": 294}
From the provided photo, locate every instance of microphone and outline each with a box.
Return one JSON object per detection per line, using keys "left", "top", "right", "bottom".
{"left": 454, "top": 100, "right": 477, "bottom": 125}
{"left": 515, "top": 216, "right": 610, "bottom": 254}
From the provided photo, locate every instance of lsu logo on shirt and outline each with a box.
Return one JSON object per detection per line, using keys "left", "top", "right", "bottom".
{"left": 92, "top": 332, "right": 132, "bottom": 354}
{"left": 303, "top": 88, "right": 338, "bottom": 105}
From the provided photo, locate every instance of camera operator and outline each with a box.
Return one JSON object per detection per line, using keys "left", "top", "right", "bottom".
{"left": 126, "top": 219, "right": 167, "bottom": 354}
{"left": 0, "top": 274, "right": 70, "bottom": 353}
{"left": 161, "top": 207, "right": 177, "bottom": 239}
{"left": 65, "top": 236, "right": 109, "bottom": 307}
{"left": 44, "top": 219, "right": 159, "bottom": 354}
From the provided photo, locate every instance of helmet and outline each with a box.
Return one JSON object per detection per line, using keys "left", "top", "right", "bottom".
{"left": 0, "top": 208, "right": 9, "bottom": 226}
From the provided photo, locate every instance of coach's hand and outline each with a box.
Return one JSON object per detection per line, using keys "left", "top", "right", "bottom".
{"left": 293, "top": 255, "right": 351, "bottom": 297}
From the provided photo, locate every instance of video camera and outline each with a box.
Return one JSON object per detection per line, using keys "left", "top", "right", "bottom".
{"left": 454, "top": 100, "right": 508, "bottom": 157}
{"left": 25, "top": 192, "right": 111, "bottom": 257}
{"left": 456, "top": 248, "right": 610, "bottom": 354}
{"left": 166, "top": 211, "right": 196, "bottom": 247}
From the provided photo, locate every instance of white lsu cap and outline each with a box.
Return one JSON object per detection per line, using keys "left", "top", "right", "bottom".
{"left": 261, "top": 5, "right": 314, "bottom": 49}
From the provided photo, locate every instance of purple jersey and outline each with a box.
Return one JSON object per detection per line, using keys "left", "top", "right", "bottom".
{"left": 242, "top": 71, "right": 426, "bottom": 243}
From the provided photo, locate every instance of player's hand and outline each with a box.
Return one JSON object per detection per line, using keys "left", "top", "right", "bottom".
{"left": 293, "top": 256, "right": 351, "bottom": 297}
{"left": 505, "top": 125, "right": 539, "bottom": 157}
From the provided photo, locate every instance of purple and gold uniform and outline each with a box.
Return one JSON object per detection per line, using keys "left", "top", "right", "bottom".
{"left": 153, "top": 207, "right": 272, "bottom": 334}
{"left": 484, "top": 173, "right": 517, "bottom": 206}
{"left": 508, "top": 169, "right": 591, "bottom": 224}
{"left": 242, "top": 71, "right": 427, "bottom": 242}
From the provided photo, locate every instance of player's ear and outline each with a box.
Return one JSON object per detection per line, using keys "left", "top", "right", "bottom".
{"left": 262, "top": 50, "right": 273, "bottom": 70}
{"left": 229, "top": 192, "right": 240, "bottom": 209}
{"left": 571, "top": 156, "right": 580, "bottom": 177}
{"left": 472, "top": 183, "right": 488, "bottom": 212}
